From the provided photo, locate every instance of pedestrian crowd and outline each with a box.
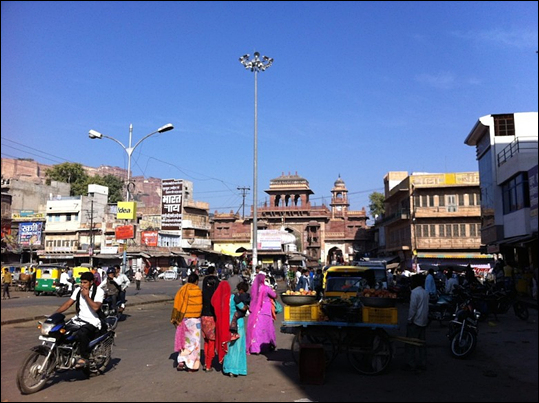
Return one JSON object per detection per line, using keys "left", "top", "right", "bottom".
{"left": 170, "top": 266, "right": 278, "bottom": 377}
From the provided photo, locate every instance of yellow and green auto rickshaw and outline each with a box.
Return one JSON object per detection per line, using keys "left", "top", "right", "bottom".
{"left": 72, "top": 265, "right": 92, "bottom": 284}
{"left": 34, "top": 264, "right": 65, "bottom": 296}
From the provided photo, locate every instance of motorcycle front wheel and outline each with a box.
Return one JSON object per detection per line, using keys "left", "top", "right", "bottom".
{"left": 16, "top": 350, "right": 55, "bottom": 395}
{"left": 513, "top": 301, "right": 529, "bottom": 321}
{"left": 450, "top": 329, "right": 477, "bottom": 359}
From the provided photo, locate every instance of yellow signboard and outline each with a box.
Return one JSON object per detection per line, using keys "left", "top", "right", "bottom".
{"left": 117, "top": 202, "right": 137, "bottom": 220}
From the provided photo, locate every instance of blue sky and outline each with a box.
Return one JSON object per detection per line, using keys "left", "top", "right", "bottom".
{"left": 2, "top": 1, "right": 537, "bottom": 219}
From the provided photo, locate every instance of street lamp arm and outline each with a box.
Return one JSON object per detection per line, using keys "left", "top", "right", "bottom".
{"left": 102, "top": 135, "right": 128, "bottom": 153}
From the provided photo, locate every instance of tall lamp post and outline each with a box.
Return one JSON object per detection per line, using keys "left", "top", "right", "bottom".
{"left": 239, "top": 51, "right": 273, "bottom": 271}
{"left": 88, "top": 123, "right": 174, "bottom": 272}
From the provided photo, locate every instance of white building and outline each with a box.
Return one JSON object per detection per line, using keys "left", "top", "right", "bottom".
{"left": 464, "top": 112, "right": 538, "bottom": 270}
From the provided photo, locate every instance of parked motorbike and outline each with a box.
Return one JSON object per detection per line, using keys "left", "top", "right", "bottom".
{"left": 473, "top": 288, "right": 529, "bottom": 322}
{"left": 446, "top": 299, "right": 480, "bottom": 358}
{"left": 16, "top": 312, "right": 117, "bottom": 394}
{"left": 428, "top": 286, "right": 468, "bottom": 326}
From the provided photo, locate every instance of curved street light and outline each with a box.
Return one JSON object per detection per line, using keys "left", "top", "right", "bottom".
{"left": 88, "top": 123, "right": 174, "bottom": 201}
{"left": 89, "top": 123, "right": 174, "bottom": 273}
{"left": 239, "top": 51, "right": 273, "bottom": 271}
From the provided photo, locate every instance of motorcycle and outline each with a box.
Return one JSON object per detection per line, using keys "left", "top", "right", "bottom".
{"left": 54, "top": 282, "right": 76, "bottom": 297}
{"left": 428, "top": 286, "right": 468, "bottom": 326}
{"left": 446, "top": 299, "right": 480, "bottom": 359}
{"left": 16, "top": 312, "right": 117, "bottom": 394}
{"left": 101, "top": 295, "right": 125, "bottom": 319}
{"left": 473, "top": 288, "right": 529, "bottom": 322}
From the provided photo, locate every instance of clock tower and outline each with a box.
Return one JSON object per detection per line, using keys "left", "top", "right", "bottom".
{"left": 330, "top": 175, "right": 349, "bottom": 218}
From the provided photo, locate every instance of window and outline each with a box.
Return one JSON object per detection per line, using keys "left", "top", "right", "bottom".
{"left": 494, "top": 114, "right": 515, "bottom": 137}
{"left": 458, "top": 194, "right": 465, "bottom": 206}
{"left": 416, "top": 225, "right": 422, "bottom": 238}
{"left": 438, "top": 194, "right": 445, "bottom": 207}
{"left": 429, "top": 195, "right": 435, "bottom": 207}
{"left": 439, "top": 225, "right": 445, "bottom": 237}
{"left": 460, "top": 224, "right": 466, "bottom": 237}
{"left": 421, "top": 195, "right": 427, "bottom": 207}
{"left": 453, "top": 224, "right": 459, "bottom": 237}
{"left": 447, "top": 195, "right": 457, "bottom": 212}
{"left": 470, "top": 224, "right": 477, "bottom": 237}
{"left": 502, "top": 173, "right": 530, "bottom": 214}
{"left": 430, "top": 225, "right": 436, "bottom": 237}
{"left": 66, "top": 214, "right": 72, "bottom": 222}
{"left": 446, "top": 224, "right": 452, "bottom": 237}
{"left": 423, "top": 225, "right": 429, "bottom": 237}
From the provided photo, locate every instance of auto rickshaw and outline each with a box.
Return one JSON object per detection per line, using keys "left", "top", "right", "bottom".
{"left": 34, "top": 264, "right": 65, "bottom": 296}
{"left": 72, "top": 264, "right": 92, "bottom": 284}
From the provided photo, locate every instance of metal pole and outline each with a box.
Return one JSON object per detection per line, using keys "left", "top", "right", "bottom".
{"left": 253, "top": 69, "right": 258, "bottom": 271}
{"left": 239, "top": 51, "right": 273, "bottom": 273}
{"left": 126, "top": 123, "right": 133, "bottom": 202}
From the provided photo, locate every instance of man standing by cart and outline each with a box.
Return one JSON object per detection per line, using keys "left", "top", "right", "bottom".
{"left": 402, "top": 274, "right": 429, "bottom": 372}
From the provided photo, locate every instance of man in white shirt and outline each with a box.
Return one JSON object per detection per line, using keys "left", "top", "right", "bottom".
{"left": 55, "top": 271, "right": 104, "bottom": 368}
{"left": 114, "top": 265, "right": 130, "bottom": 312}
{"left": 403, "top": 274, "right": 429, "bottom": 372}
{"left": 59, "top": 268, "right": 73, "bottom": 291}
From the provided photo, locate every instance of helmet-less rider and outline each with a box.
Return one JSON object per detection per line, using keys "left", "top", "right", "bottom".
{"left": 54, "top": 271, "right": 104, "bottom": 369}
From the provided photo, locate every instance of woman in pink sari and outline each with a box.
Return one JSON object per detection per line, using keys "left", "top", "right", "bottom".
{"left": 246, "top": 272, "right": 277, "bottom": 354}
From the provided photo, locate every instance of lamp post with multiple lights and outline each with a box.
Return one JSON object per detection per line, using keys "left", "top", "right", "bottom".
{"left": 88, "top": 123, "right": 174, "bottom": 272}
{"left": 239, "top": 51, "right": 273, "bottom": 271}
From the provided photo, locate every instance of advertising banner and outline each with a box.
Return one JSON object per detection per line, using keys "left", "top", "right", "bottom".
{"left": 18, "top": 222, "right": 43, "bottom": 246}
{"left": 117, "top": 202, "right": 137, "bottom": 220}
{"left": 161, "top": 179, "right": 183, "bottom": 231}
{"left": 115, "top": 225, "right": 135, "bottom": 240}
{"left": 257, "top": 229, "right": 283, "bottom": 251}
{"left": 141, "top": 231, "right": 159, "bottom": 247}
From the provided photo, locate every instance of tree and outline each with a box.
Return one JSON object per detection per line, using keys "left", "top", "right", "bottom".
{"left": 44, "top": 163, "right": 124, "bottom": 202}
{"left": 45, "top": 163, "right": 88, "bottom": 196}
{"left": 368, "top": 191, "right": 385, "bottom": 220}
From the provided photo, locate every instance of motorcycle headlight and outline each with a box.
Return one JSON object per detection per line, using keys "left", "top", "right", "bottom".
{"left": 40, "top": 322, "right": 55, "bottom": 336}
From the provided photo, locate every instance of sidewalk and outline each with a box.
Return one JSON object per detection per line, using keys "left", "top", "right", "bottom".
{"left": 0, "top": 291, "right": 174, "bottom": 326}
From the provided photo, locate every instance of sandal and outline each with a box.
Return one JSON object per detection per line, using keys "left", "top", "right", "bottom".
{"left": 230, "top": 333, "right": 241, "bottom": 341}
{"left": 75, "top": 358, "right": 88, "bottom": 369}
{"left": 203, "top": 367, "right": 214, "bottom": 372}
{"left": 177, "top": 362, "right": 186, "bottom": 371}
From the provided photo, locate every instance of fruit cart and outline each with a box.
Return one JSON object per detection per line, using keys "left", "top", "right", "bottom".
{"left": 280, "top": 301, "right": 399, "bottom": 375}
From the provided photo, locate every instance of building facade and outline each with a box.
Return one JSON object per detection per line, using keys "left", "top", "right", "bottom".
{"left": 211, "top": 172, "right": 372, "bottom": 269}
{"left": 464, "top": 112, "right": 538, "bottom": 271}
{"left": 380, "top": 171, "right": 489, "bottom": 274}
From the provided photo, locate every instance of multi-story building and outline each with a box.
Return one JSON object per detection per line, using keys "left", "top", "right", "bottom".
{"left": 40, "top": 184, "right": 109, "bottom": 265}
{"left": 212, "top": 172, "right": 372, "bottom": 269}
{"left": 464, "top": 112, "right": 538, "bottom": 270}
{"left": 381, "top": 171, "right": 489, "bottom": 273}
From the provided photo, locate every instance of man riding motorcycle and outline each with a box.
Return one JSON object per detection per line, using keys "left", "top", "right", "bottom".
{"left": 54, "top": 271, "right": 104, "bottom": 368}
{"left": 100, "top": 267, "right": 121, "bottom": 316}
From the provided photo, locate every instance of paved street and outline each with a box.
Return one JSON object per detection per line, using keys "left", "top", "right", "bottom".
{"left": 1, "top": 280, "right": 537, "bottom": 402}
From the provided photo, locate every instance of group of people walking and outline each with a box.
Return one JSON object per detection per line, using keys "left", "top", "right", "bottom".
{"left": 171, "top": 267, "right": 278, "bottom": 377}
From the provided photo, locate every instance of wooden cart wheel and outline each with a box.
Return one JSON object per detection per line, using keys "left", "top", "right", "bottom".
{"left": 346, "top": 329, "right": 392, "bottom": 375}
{"left": 291, "top": 328, "right": 338, "bottom": 367}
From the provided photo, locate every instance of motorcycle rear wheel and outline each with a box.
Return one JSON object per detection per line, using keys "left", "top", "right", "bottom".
{"left": 450, "top": 329, "right": 477, "bottom": 359}
{"left": 16, "top": 350, "right": 54, "bottom": 395}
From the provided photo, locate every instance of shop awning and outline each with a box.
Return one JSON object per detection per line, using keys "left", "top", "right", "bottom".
{"left": 417, "top": 252, "right": 494, "bottom": 259}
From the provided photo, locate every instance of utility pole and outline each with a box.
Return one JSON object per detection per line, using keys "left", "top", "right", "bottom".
{"left": 237, "top": 186, "right": 250, "bottom": 219}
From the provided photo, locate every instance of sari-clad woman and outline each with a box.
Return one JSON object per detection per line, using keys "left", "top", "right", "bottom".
{"left": 201, "top": 267, "right": 220, "bottom": 372}
{"left": 171, "top": 273, "right": 203, "bottom": 372}
{"left": 246, "top": 272, "right": 277, "bottom": 354}
{"left": 212, "top": 281, "right": 247, "bottom": 377}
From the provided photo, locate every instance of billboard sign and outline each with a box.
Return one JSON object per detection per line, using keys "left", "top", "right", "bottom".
{"left": 18, "top": 222, "right": 43, "bottom": 246}
{"left": 161, "top": 179, "right": 183, "bottom": 231}
{"left": 117, "top": 202, "right": 137, "bottom": 220}
{"left": 115, "top": 225, "right": 135, "bottom": 240}
{"left": 141, "top": 231, "right": 159, "bottom": 247}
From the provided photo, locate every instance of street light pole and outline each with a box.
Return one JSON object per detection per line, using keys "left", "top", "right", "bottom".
{"left": 239, "top": 51, "right": 273, "bottom": 271}
{"left": 88, "top": 123, "right": 174, "bottom": 272}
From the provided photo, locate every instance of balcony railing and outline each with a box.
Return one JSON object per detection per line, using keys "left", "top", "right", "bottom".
{"left": 497, "top": 137, "right": 538, "bottom": 166}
